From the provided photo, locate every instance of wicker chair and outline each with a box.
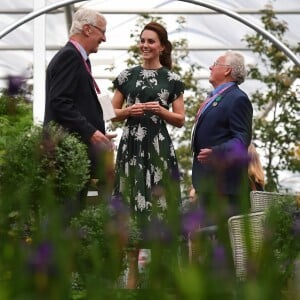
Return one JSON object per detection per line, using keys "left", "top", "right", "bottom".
{"left": 228, "top": 211, "right": 265, "bottom": 280}
{"left": 250, "top": 191, "right": 297, "bottom": 212}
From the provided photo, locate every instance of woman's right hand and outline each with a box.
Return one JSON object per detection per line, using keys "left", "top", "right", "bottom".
{"left": 127, "top": 103, "right": 145, "bottom": 117}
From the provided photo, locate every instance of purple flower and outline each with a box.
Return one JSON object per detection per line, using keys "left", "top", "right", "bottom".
{"left": 7, "top": 75, "right": 25, "bottom": 96}
{"left": 181, "top": 208, "right": 204, "bottom": 236}
{"left": 28, "top": 242, "right": 56, "bottom": 275}
{"left": 213, "top": 139, "right": 250, "bottom": 168}
{"left": 109, "top": 194, "right": 130, "bottom": 216}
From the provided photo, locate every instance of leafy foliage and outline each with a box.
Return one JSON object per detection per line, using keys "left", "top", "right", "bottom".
{"left": 0, "top": 93, "right": 33, "bottom": 163}
{"left": 244, "top": 7, "right": 300, "bottom": 191}
{"left": 0, "top": 123, "right": 90, "bottom": 205}
{"left": 264, "top": 195, "right": 300, "bottom": 287}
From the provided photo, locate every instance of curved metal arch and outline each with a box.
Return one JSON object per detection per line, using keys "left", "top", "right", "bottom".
{"left": 178, "top": 0, "right": 300, "bottom": 66}
{"left": 0, "top": 0, "right": 87, "bottom": 39}
{"left": 0, "top": 0, "right": 299, "bottom": 66}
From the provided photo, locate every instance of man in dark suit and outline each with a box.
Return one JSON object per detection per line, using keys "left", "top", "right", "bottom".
{"left": 44, "top": 8, "right": 115, "bottom": 222}
{"left": 191, "top": 50, "right": 253, "bottom": 226}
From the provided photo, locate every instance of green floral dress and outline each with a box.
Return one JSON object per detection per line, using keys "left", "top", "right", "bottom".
{"left": 112, "top": 66, "right": 184, "bottom": 241}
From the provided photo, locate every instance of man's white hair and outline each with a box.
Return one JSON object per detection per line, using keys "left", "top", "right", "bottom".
{"left": 225, "top": 50, "right": 247, "bottom": 85}
{"left": 69, "top": 8, "right": 106, "bottom": 37}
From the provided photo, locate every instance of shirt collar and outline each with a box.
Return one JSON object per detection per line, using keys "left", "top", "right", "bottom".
{"left": 70, "top": 40, "right": 88, "bottom": 60}
{"left": 212, "top": 82, "right": 235, "bottom": 95}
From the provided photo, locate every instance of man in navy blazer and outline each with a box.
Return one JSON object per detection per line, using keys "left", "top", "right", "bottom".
{"left": 44, "top": 8, "right": 115, "bottom": 221}
{"left": 191, "top": 51, "right": 253, "bottom": 226}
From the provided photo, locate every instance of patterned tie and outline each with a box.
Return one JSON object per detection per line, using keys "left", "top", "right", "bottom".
{"left": 194, "top": 92, "right": 213, "bottom": 121}
{"left": 191, "top": 92, "right": 213, "bottom": 151}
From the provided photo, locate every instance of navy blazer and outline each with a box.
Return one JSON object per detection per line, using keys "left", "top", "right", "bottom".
{"left": 44, "top": 42, "right": 105, "bottom": 143}
{"left": 192, "top": 83, "right": 253, "bottom": 198}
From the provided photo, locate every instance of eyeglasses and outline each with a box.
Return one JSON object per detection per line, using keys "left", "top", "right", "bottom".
{"left": 212, "top": 61, "right": 231, "bottom": 67}
{"left": 89, "top": 24, "right": 106, "bottom": 35}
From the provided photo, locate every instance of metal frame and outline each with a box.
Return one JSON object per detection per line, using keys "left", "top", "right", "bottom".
{"left": 0, "top": 0, "right": 299, "bottom": 123}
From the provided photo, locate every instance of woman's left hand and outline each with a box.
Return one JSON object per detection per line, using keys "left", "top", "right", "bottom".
{"left": 144, "top": 101, "right": 161, "bottom": 114}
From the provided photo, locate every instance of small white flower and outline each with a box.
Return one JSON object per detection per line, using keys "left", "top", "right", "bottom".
{"left": 153, "top": 167, "right": 163, "bottom": 184}
{"left": 146, "top": 170, "right": 151, "bottom": 188}
{"left": 153, "top": 136, "right": 160, "bottom": 154}
{"left": 119, "top": 176, "right": 126, "bottom": 192}
{"left": 130, "top": 156, "right": 137, "bottom": 166}
{"left": 136, "top": 192, "right": 146, "bottom": 211}
{"left": 118, "top": 69, "right": 131, "bottom": 85}
{"left": 135, "top": 124, "right": 147, "bottom": 141}
{"left": 170, "top": 146, "right": 175, "bottom": 157}
{"left": 122, "top": 143, "right": 127, "bottom": 153}
{"left": 150, "top": 115, "right": 158, "bottom": 123}
{"left": 168, "top": 71, "right": 180, "bottom": 81}
{"left": 158, "top": 89, "right": 169, "bottom": 106}
{"left": 158, "top": 133, "right": 165, "bottom": 141}
{"left": 148, "top": 78, "right": 158, "bottom": 86}
{"left": 163, "top": 160, "right": 168, "bottom": 170}
{"left": 157, "top": 196, "right": 167, "bottom": 210}
{"left": 125, "top": 162, "right": 129, "bottom": 176}
{"left": 141, "top": 69, "right": 157, "bottom": 79}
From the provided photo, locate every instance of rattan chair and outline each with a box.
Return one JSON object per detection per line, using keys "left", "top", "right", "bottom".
{"left": 250, "top": 191, "right": 297, "bottom": 212}
{"left": 228, "top": 211, "right": 265, "bottom": 280}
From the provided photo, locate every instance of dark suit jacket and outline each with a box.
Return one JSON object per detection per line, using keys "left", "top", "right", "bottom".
{"left": 44, "top": 42, "right": 105, "bottom": 175}
{"left": 192, "top": 83, "right": 253, "bottom": 200}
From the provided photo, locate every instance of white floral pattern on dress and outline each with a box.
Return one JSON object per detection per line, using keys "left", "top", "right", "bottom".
{"left": 153, "top": 167, "right": 163, "bottom": 184}
{"left": 118, "top": 69, "right": 131, "bottom": 85}
{"left": 135, "top": 124, "right": 147, "bottom": 141}
{"left": 157, "top": 196, "right": 167, "bottom": 211}
{"left": 136, "top": 192, "right": 146, "bottom": 211}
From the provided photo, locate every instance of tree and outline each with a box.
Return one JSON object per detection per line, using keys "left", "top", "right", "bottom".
{"left": 244, "top": 5, "right": 300, "bottom": 191}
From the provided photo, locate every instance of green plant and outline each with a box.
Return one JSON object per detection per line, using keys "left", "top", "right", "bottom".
{"left": 263, "top": 195, "right": 300, "bottom": 287}
{"left": 70, "top": 202, "right": 141, "bottom": 290}
{"left": 0, "top": 123, "right": 90, "bottom": 204}
{"left": 0, "top": 123, "right": 91, "bottom": 299}
{"left": 0, "top": 123, "right": 90, "bottom": 241}
{"left": 0, "top": 93, "right": 33, "bottom": 163}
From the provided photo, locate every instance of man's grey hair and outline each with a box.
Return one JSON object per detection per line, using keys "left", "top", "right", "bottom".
{"left": 224, "top": 50, "right": 247, "bottom": 85}
{"left": 69, "top": 8, "right": 106, "bottom": 37}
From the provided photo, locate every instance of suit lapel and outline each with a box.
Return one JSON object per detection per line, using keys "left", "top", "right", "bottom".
{"left": 197, "top": 84, "right": 237, "bottom": 122}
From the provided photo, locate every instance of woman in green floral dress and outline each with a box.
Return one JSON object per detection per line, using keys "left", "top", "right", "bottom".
{"left": 111, "top": 22, "right": 185, "bottom": 288}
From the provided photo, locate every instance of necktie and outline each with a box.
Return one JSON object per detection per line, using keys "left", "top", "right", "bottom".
{"left": 191, "top": 92, "right": 213, "bottom": 151}
{"left": 86, "top": 58, "right": 91, "bottom": 72}
{"left": 195, "top": 92, "right": 213, "bottom": 121}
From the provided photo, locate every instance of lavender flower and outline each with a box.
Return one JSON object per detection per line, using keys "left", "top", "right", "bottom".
{"left": 7, "top": 75, "right": 25, "bottom": 96}
{"left": 28, "top": 242, "right": 56, "bottom": 276}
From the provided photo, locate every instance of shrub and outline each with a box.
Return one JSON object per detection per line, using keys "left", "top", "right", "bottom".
{"left": 263, "top": 195, "right": 300, "bottom": 288}
{"left": 0, "top": 123, "right": 90, "bottom": 204}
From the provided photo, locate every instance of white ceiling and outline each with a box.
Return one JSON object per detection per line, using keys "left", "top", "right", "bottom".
{"left": 0, "top": 0, "right": 299, "bottom": 94}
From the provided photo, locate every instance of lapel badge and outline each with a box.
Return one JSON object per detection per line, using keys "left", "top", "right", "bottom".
{"left": 212, "top": 102, "right": 218, "bottom": 107}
